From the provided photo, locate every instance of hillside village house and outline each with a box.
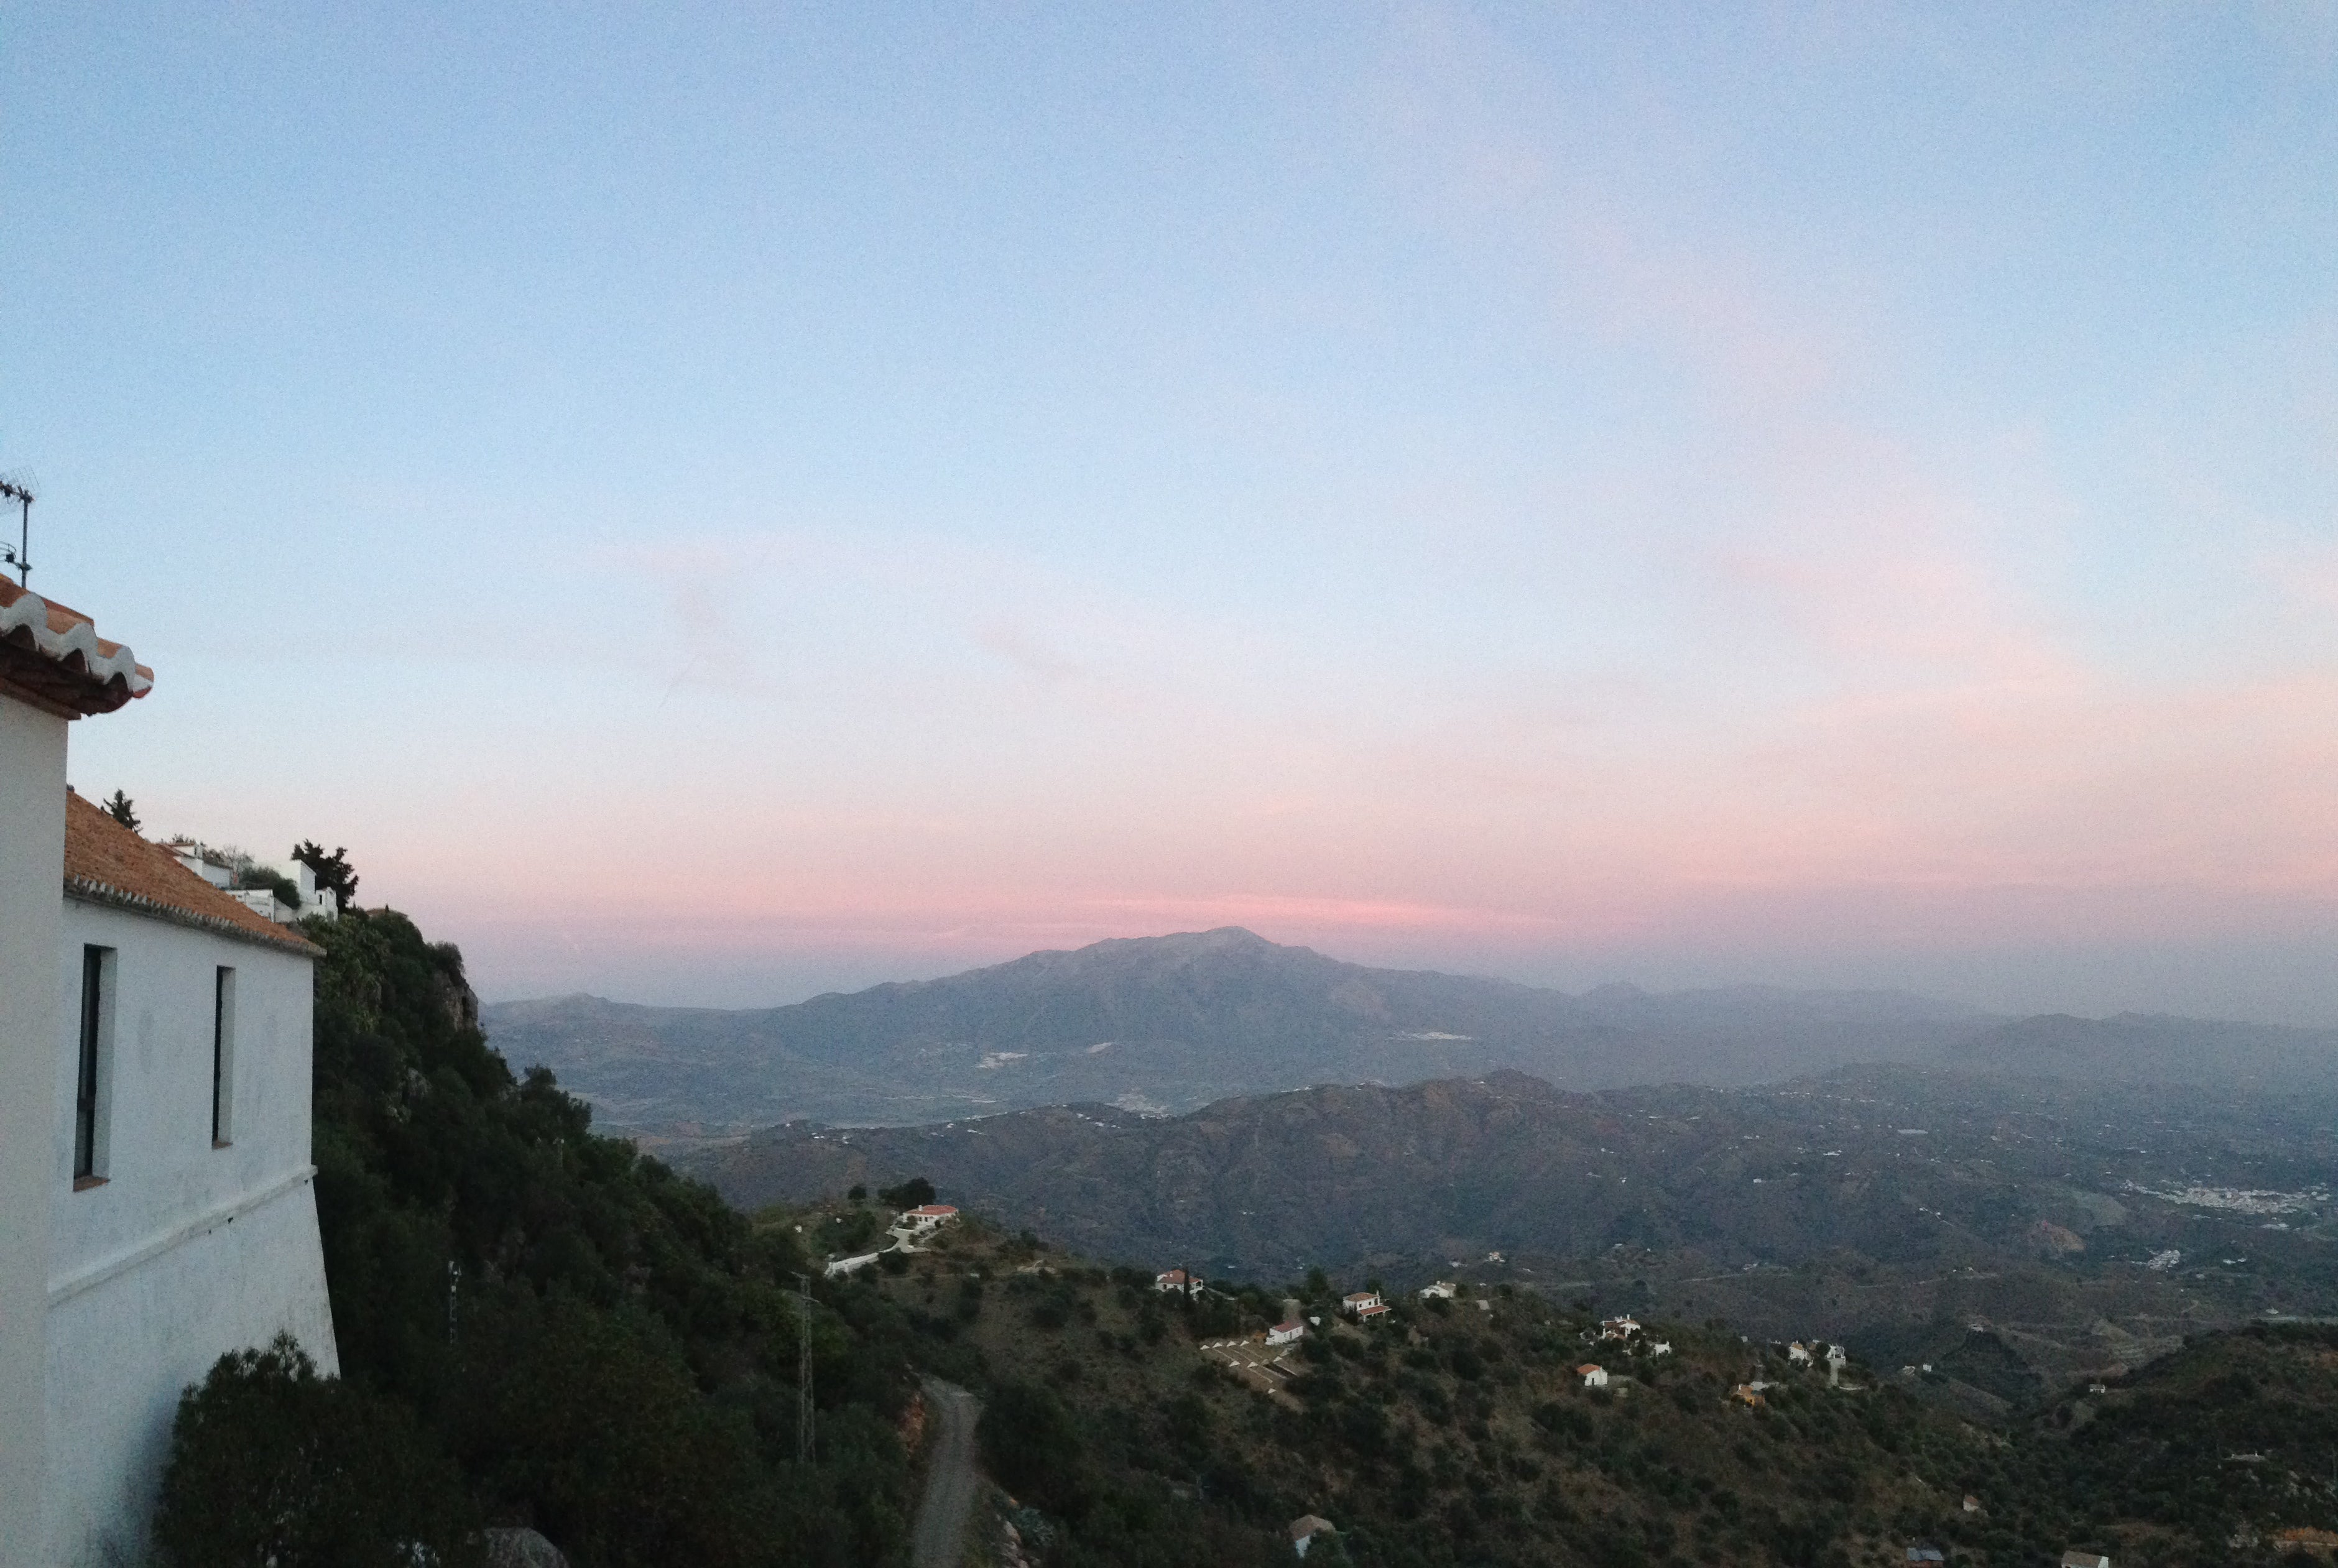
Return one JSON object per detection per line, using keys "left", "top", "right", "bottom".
{"left": 1340, "top": 1289, "right": 1383, "bottom": 1316}
{"left": 900, "top": 1202, "right": 958, "bottom": 1232}
{"left": 1154, "top": 1268, "right": 1204, "bottom": 1296}
{"left": 0, "top": 579, "right": 338, "bottom": 1568}
{"left": 163, "top": 838, "right": 342, "bottom": 926}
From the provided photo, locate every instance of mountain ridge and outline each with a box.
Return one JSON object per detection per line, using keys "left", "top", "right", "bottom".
{"left": 481, "top": 928, "right": 2008, "bottom": 1132}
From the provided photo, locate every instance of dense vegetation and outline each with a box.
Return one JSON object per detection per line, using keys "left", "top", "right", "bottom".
{"left": 157, "top": 910, "right": 937, "bottom": 1567}
{"left": 153, "top": 906, "right": 2338, "bottom": 1567}
{"left": 886, "top": 1220, "right": 2338, "bottom": 1568}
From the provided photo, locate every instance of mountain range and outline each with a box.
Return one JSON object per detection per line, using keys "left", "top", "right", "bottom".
{"left": 481, "top": 927, "right": 2338, "bottom": 1135}
{"left": 479, "top": 927, "right": 1998, "bottom": 1132}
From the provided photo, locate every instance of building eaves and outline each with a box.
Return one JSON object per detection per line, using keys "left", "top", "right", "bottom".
{"left": 0, "top": 579, "right": 152, "bottom": 717}
{"left": 62, "top": 792, "right": 320, "bottom": 957}
{"left": 65, "top": 877, "right": 323, "bottom": 958}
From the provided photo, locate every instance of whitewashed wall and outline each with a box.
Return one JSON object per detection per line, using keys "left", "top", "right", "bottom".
{"left": 0, "top": 694, "right": 67, "bottom": 1568}
{"left": 44, "top": 901, "right": 335, "bottom": 1568}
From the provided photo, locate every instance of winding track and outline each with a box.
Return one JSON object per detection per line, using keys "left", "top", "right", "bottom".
{"left": 910, "top": 1377, "right": 983, "bottom": 1568}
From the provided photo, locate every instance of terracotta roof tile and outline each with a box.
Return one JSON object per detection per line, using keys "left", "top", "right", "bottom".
{"left": 0, "top": 579, "right": 152, "bottom": 716}
{"left": 62, "top": 792, "right": 318, "bottom": 956}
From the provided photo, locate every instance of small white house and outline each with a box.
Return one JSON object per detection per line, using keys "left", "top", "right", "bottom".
{"left": 1650, "top": 1340, "right": 1673, "bottom": 1357}
{"left": 165, "top": 842, "right": 341, "bottom": 926}
{"left": 1266, "top": 1320, "right": 1305, "bottom": 1346}
{"left": 1578, "top": 1363, "right": 1609, "bottom": 1388}
{"left": 1340, "top": 1290, "right": 1383, "bottom": 1316}
{"left": 900, "top": 1204, "right": 958, "bottom": 1231}
{"left": 1154, "top": 1268, "right": 1204, "bottom": 1296}
{"left": 1787, "top": 1341, "right": 1813, "bottom": 1366}
{"left": 1418, "top": 1280, "right": 1457, "bottom": 1300}
{"left": 1288, "top": 1515, "right": 1336, "bottom": 1559}
{"left": 1601, "top": 1315, "right": 1641, "bottom": 1340}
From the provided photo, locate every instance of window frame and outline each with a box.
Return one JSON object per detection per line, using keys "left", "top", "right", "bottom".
{"left": 211, "top": 965, "right": 236, "bottom": 1148}
{"left": 73, "top": 945, "right": 116, "bottom": 1188}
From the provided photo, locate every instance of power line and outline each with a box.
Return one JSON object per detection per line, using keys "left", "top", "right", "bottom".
{"left": 797, "top": 1273, "right": 815, "bottom": 1465}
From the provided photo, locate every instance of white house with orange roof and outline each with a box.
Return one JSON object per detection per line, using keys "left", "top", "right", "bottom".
{"left": 1154, "top": 1268, "right": 1204, "bottom": 1296}
{"left": 0, "top": 576, "right": 337, "bottom": 1568}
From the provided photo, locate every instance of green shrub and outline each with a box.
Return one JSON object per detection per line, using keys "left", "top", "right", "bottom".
{"left": 154, "top": 1336, "right": 475, "bottom": 1568}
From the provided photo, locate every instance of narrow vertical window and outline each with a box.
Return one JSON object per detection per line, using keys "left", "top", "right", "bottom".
{"left": 211, "top": 966, "right": 236, "bottom": 1147}
{"left": 74, "top": 946, "right": 108, "bottom": 1184}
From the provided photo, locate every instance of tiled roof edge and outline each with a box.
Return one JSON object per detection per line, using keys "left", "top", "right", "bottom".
{"left": 65, "top": 876, "right": 322, "bottom": 957}
{"left": 0, "top": 586, "right": 153, "bottom": 698}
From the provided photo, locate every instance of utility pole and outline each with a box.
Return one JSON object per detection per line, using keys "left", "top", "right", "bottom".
{"left": 797, "top": 1274, "right": 815, "bottom": 1464}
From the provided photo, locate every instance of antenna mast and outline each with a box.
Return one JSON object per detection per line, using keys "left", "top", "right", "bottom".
{"left": 797, "top": 1274, "right": 815, "bottom": 1464}
{"left": 0, "top": 479, "right": 30, "bottom": 586}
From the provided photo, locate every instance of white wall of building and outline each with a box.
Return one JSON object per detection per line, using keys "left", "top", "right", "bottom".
{"left": 0, "top": 693, "right": 67, "bottom": 1568}
{"left": 44, "top": 900, "right": 335, "bottom": 1568}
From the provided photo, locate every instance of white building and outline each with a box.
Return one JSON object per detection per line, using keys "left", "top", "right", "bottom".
{"left": 165, "top": 841, "right": 341, "bottom": 926}
{"left": 1, "top": 579, "right": 338, "bottom": 1568}
{"left": 1418, "top": 1280, "right": 1458, "bottom": 1300}
{"left": 1578, "top": 1363, "right": 1609, "bottom": 1388}
{"left": 1266, "top": 1320, "right": 1305, "bottom": 1346}
{"left": 900, "top": 1203, "right": 958, "bottom": 1231}
{"left": 1154, "top": 1268, "right": 1204, "bottom": 1296}
{"left": 1340, "top": 1290, "right": 1383, "bottom": 1316}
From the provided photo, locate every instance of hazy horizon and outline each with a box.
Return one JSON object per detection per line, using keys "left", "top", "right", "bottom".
{"left": 466, "top": 921, "right": 2337, "bottom": 1034}
{"left": 15, "top": 7, "right": 2338, "bottom": 1026}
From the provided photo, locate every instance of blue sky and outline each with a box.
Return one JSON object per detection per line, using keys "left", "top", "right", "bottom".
{"left": 11, "top": 4, "right": 2338, "bottom": 1018}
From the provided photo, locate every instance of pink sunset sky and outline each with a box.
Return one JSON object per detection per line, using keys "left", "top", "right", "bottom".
{"left": 12, "top": 6, "right": 2338, "bottom": 1020}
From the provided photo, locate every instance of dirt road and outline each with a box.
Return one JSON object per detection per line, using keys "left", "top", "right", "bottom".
{"left": 910, "top": 1377, "right": 982, "bottom": 1568}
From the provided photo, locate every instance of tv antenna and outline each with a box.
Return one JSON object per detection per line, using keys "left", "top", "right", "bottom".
{"left": 0, "top": 478, "right": 30, "bottom": 587}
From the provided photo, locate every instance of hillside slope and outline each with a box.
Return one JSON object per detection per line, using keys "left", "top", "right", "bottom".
{"left": 688, "top": 1066, "right": 2338, "bottom": 1392}
{"left": 859, "top": 1210, "right": 2338, "bottom": 1568}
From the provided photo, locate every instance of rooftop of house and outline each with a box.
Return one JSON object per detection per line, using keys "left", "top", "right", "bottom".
{"left": 0, "top": 579, "right": 152, "bottom": 717}
{"left": 906, "top": 1204, "right": 958, "bottom": 1217}
{"left": 63, "top": 792, "right": 320, "bottom": 956}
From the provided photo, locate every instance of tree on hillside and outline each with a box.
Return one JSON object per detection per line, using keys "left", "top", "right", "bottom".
{"left": 291, "top": 841, "right": 359, "bottom": 906}
{"left": 877, "top": 1176, "right": 936, "bottom": 1210}
{"left": 160, "top": 906, "right": 926, "bottom": 1567}
{"left": 103, "top": 789, "right": 139, "bottom": 830}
